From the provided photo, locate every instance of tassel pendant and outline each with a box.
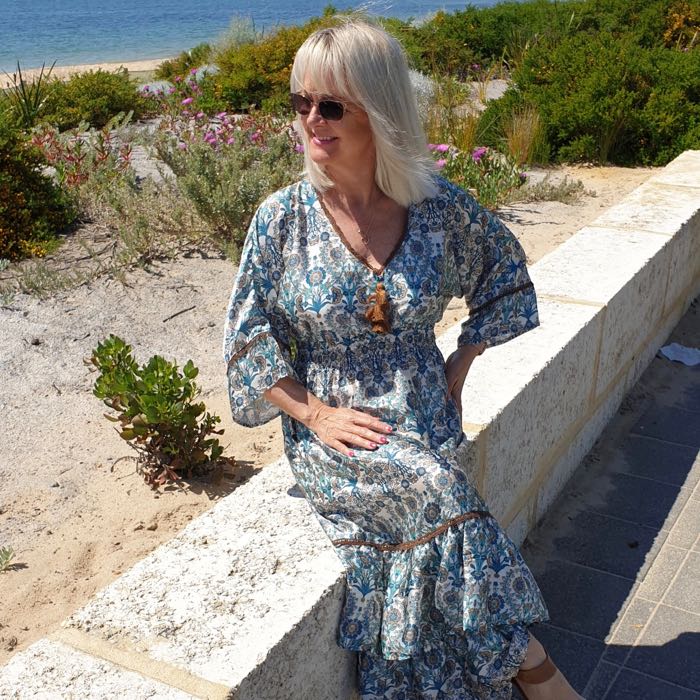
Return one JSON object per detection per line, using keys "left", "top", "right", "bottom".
{"left": 365, "top": 281, "right": 391, "bottom": 334}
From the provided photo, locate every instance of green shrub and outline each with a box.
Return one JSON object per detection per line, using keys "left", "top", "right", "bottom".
{"left": 89, "top": 334, "right": 229, "bottom": 486}
{"left": 154, "top": 115, "right": 302, "bottom": 246}
{"left": 507, "top": 31, "right": 700, "bottom": 164}
{"left": 41, "top": 69, "right": 151, "bottom": 130}
{"left": 0, "top": 546, "right": 14, "bottom": 573}
{"left": 154, "top": 43, "right": 213, "bottom": 81}
{"left": 213, "top": 11, "right": 336, "bottom": 111}
{"left": 0, "top": 120, "right": 76, "bottom": 260}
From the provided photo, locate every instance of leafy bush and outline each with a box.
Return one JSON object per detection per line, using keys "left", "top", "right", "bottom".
{"left": 0, "top": 546, "right": 15, "bottom": 573}
{"left": 213, "top": 11, "right": 336, "bottom": 111}
{"left": 153, "top": 113, "right": 302, "bottom": 246}
{"left": 0, "top": 62, "right": 55, "bottom": 129}
{"left": 41, "top": 69, "right": 151, "bottom": 130}
{"left": 431, "top": 144, "right": 525, "bottom": 209}
{"left": 89, "top": 334, "right": 229, "bottom": 486}
{"left": 0, "top": 120, "right": 76, "bottom": 260}
{"left": 154, "top": 43, "right": 213, "bottom": 81}
{"left": 499, "top": 31, "right": 700, "bottom": 164}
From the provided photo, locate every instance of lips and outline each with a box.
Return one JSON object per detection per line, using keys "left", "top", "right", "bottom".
{"left": 311, "top": 135, "right": 337, "bottom": 145}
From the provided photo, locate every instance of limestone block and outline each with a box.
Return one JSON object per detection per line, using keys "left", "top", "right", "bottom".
{"left": 647, "top": 150, "right": 700, "bottom": 189}
{"left": 504, "top": 500, "right": 534, "bottom": 548}
{"left": 663, "top": 216, "right": 700, "bottom": 316}
{"left": 530, "top": 227, "right": 672, "bottom": 398}
{"left": 589, "top": 181, "right": 700, "bottom": 237}
{"left": 65, "top": 458, "right": 346, "bottom": 693}
{"left": 0, "top": 638, "right": 195, "bottom": 699}
{"left": 446, "top": 299, "right": 602, "bottom": 520}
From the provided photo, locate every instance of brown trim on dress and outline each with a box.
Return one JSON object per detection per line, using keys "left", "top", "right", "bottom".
{"left": 316, "top": 190, "right": 409, "bottom": 277}
{"left": 332, "top": 510, "right": 491, "bottom": 552}
{"left": 226, "top": 331, "right": 272, "bottom": 365}
{"left": 469, "top": 281, "right": 534, "bottom": 316}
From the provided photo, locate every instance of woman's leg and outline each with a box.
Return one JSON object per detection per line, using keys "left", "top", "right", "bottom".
{"left": 516, "top": 633, "right": 584, "bottom": 700}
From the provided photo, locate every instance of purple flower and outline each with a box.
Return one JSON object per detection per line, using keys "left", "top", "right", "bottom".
{"left": 174, "top": 75, "right": 182, "bottom": 83}
{"left": 435, "top": 143, "right": 449, "bottom": 153}
{"left": 216, "top": 111, "right": 228, "bottom": 119}
{"left": 519, "top": 172, "right": 527, "bottom": 183}
{"left": 226, "top": 137, "right": 235, "bottom": 145}
{"left": 294, "top": 143, "right": 304, "bottom": 153}
{"left": 167, "top": 87, "right": 176, "bottom": 94}
{"left": 196, "top": 111, "right": 205, "bottom": 119}
{"left": 435, "top": 158, "right": 447, "bottom": 169}
{"left": 142, "top": 85, "right": 150, "bottom": 92}
{"left": 181, "top": 97, "right": 194, "bottom": 106}
{"left": 190, "top": 67, "right": 198, "bottom": 75}
{"left": 471, "top": 63, "right": 480, "bottom": 70}
{"left": 177, "top": 141, "right": 187, "bottom": 150}
{"left": 471, "top": 146, "right": 488, "bottom": 162}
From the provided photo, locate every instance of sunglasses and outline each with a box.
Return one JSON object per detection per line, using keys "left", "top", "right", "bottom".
{"left": 290, "top": 92, "right": 345, "bottom": 121}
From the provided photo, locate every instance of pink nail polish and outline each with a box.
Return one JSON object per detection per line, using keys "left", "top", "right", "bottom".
{"left": 380, "top": 437, "right": 388, "bottom": 444}
{"left": 369, "top": 442, "right": 377, "bottom": 449}
{"left": 348, "top": 450, "right": 355, "bottom": 457}
{"left": 385, "top": 426, "right": 393, "bottom": 433}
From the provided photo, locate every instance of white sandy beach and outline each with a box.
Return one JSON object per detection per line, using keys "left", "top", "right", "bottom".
{"left": 1, "top": 57, "right": 171, "bottom": 89}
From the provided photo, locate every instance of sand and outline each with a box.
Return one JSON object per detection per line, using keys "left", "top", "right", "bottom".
{"left": 0, "top": 163, "right": 657, "bottom": 663}
{"left": 0, "top": 58, "right": 171, "bottom": 90}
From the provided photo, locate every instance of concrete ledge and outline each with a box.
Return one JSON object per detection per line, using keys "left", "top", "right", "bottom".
{"left": 2, "top": 151, "right": 698, "bottom": 698}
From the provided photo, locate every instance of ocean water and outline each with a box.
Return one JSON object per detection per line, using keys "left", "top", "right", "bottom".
{"left": 0, "top": 0, "right": 513, "bottom": 72}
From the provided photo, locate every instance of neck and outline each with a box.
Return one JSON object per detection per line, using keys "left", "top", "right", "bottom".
{"left": 324, "top": 156, "right": 379, "bottom": 209}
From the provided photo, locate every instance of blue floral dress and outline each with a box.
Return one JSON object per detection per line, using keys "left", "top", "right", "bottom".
{"left": 223, "top": 177, "right": 548, "bottom": 699}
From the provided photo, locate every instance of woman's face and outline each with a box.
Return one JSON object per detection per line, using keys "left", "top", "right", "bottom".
{"left": 298, "top": 82, "right": 375, "bottom": 177}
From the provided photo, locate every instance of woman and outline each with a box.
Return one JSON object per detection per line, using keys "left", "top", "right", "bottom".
{"left": 223, "top": 19, "right": 582, "bottom": 700}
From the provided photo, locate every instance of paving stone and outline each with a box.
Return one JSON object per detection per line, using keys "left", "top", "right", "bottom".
{"left": 550, "top": 510, "right": 666, "bottom": 580}
{"left": 636, "top": 545, "right": 689, "bottom": 602}
{"left": 577, "top": 471, "right": 689, "bottom": 531}
{"left": 532, "top": 560, "right": 635, "bottom": 640}
{"left": 626, "top": 605, "right": 700, "bottom": 691}
{"left": 663, "top": 551, "right": 700, "bottom": 614}
{"left": 606, "top": 669, "right": 700, "bottom": 700}
{"left": 667, "top": 498, "right": 700, "bottom": 549}
{"left": 603, "top": 598, "right": 655, "bottom": 665}
{"left": 614, "top": 435, "right": 700, "bottom": 489}
{"left": 526, "top": 623, "right": 603, "bottom": 695}
{"left": 584, "top": 661, "right": 622, "bottom": 700}
{"left": 632, "top": 404, "right": 700, "bottom": 448}
{"left": 677, "top": 368, "right": 700, "bottom": 413}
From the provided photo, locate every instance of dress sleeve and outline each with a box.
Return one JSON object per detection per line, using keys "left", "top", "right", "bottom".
{"left": 451, "top": 188, "right": 539, "bottom": 349}
{"left": 222, "top": 200, "right": 295, "bottom": 427}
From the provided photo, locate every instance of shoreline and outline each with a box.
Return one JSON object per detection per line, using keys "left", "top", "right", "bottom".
{"left": 0, "top": 57, "right": 173, "bottom": 89}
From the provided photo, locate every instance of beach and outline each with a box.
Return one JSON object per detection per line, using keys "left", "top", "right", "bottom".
{"left": 0, "top": 58, "right": 170, "bottom": 90}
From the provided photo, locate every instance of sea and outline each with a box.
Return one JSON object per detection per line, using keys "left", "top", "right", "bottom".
{"left": 0, "top": 0, "right": 518, "bottom": 73}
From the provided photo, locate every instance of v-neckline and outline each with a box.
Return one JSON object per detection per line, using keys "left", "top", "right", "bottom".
{"left": 314, "top": 185, "right": 411, "bottom": 277}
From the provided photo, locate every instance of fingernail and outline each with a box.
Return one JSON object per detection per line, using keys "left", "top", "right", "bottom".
{"left": 369, "top": 442, "right": 377, "bottom": 449}
{"left": 348, "top": 450, "right": 356, "bottom": 457}
{"left": 379, "top": 437, "right": 388, "bottom": 444}
{"left": 385, "top": 426, "right": 393, "bottom": 433}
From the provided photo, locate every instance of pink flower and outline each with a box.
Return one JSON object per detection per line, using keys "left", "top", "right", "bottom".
{"left": 167, "top": 87, "right": 176, "bottom": 94}
{"left": 177, "top": 141, "right": 187, "bottom": 150}
{"left": 471, "top": 146, "right": 488, "bottom": 162}
{"left": 294, "top": 143, "right": 304, "bottom": 153}
{"left": 181, "top": 97, "right": 194, "bottom": 106}
{"left": 190, "top": 67, "right": 198, "bottom": 75}
{"left": 226, "top": 137, "right": 235, "bottom": 145}
{"left": 196, "top": 111, "right": 205, "bottom": 119}
{"left": 174, "top": 76, "right": 182, "bottom": 83}
{"left": 427, "top": 143, "right": 437, "bottom": 151}
{"left": 216, "top": 111, "right": 228, "bottom": 119}
{"left": 435, "top": 158, "right": 447, "bottom": 169}
{"left": 435, "top": 143, "right": 449, "bottom": 153}
{"left": 250, "top": 130, "right": 261, "bottom": 142}
{"left": 142, "top": 85, "right": 150, "bottom": 92}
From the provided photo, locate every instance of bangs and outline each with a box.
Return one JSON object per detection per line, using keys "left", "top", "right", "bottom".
{"left": 290, "top": 30, "right": 353, "bottom": 100}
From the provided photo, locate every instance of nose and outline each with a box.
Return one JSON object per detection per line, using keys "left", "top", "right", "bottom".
{"left": 305, "top": 102, "right": 327, "bottom": 126}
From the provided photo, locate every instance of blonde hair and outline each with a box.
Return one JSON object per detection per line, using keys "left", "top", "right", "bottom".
{"left": 290, "top": 18, "right": 438, "bottom": 207}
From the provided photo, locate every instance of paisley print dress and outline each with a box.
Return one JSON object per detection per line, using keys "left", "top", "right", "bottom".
{"left": 223, "top": 177, "right": 548, "bottom": 699}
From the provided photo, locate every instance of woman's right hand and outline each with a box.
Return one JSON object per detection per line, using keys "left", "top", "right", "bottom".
{"left": 305, "top": 403, "right": 394, "bottom": 457}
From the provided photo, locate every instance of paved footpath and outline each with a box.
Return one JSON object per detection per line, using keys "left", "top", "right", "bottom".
{"left": 517, "top": 299, "right": 700, "bottom": 700}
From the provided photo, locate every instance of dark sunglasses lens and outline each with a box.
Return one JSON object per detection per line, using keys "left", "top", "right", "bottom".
{"left": 290, "top": 93, "right": 311, "bottom": 115}
{"left": 319, "top": 100, "right": 344, "bottom": 121}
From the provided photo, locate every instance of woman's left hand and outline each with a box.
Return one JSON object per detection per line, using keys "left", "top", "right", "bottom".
{"left": 444, "top": 343, "right": 486, "bottom": 420}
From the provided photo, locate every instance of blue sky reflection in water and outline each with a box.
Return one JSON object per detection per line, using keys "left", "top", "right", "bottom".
{"left": 0, "top": 0, "right": 521, "bottom": 72}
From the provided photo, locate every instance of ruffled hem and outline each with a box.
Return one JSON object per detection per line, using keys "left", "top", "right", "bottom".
{"left": 335, "top": 514, "right": 548, "bottom": 663}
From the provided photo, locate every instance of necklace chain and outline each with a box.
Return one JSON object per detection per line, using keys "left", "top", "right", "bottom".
{"left": 326, "top": 190, "right": 381, "bottom": 246}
